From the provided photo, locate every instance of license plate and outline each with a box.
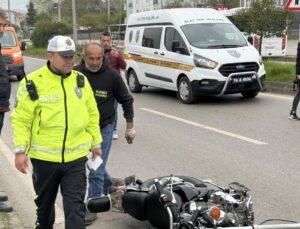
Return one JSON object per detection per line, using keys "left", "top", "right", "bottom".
{"left": 265, "top": 46, "right": 274, "bottom": 49}
{"left": 232, "top": 76, "right": 252, "bottom": 84}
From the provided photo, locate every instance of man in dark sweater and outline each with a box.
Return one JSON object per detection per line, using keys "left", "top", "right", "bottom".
{"left": 0, "top": 10, "right": 13, "bottom": 213}
{"left": 101, "top": 31, "right": 127, "bottom": 140}
{"left": 74, "top": 43, "right": 135, "bottom": 225}
{"left": 0, "top": 10, "right": 11, "bottom": 135}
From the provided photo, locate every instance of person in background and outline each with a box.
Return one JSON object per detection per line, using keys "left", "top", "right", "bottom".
{"left": 74, "top": 43, "right": 135, "bottom": 225}
{"left": 0, "top": 10, "right": 11, "bottom": 135}
{"left": 11, "top": 35, "right": 102, "bottom": 229}
{"left": 289, "top": 41, "right": 300, "bottom": 120}
{"left": 100, "top": 31, "right": 127, "bottom": 140}
{"left": 0, "top": 9, "right": 13, "bottom": 213}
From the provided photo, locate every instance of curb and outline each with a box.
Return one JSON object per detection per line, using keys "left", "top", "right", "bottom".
{"left": 263, "top": 81, "right": 296, "bottom": 96}
{"left": 0, "top": 139, "right": 64, "bottom": 229}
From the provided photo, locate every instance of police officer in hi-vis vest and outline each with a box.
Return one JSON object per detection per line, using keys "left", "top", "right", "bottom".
{"left": 11, "top": 35, "right": 102, "bottom": 229}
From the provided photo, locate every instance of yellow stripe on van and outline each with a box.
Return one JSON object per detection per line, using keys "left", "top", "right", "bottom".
{"left": 124, "top": 54, "right": 194, "bottom": 72}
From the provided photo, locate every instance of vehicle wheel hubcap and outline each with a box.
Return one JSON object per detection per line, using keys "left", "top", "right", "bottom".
{"left": 129, "top": 74, "right": 135, "bottom": 89}
{"left": 179, "top": 81, "right": 189, "bottom": 100}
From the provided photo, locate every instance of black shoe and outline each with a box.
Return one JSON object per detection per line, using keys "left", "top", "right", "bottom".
{"left": 289, "top": 112, "right": 300, "bottom": 120}
{"left": 0, "top": 195, "right": 8, "bottom": 202}
{"left": 85, "top": 211, "right": 97, "bottom": 226}
{"left": 0, "top": 202, "right": 13, "bottom": 213}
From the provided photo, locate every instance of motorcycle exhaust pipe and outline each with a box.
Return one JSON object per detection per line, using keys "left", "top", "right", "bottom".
{"left": 87, "top": 195, "right": 111, "bottom": 213}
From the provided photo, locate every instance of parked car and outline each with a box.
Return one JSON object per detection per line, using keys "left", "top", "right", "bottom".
{"left": 0, "top": 26, "right": 26, "bottom": 80}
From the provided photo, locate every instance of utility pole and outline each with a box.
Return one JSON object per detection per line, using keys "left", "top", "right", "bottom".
{"left": 7, "top": 0, "right": 11, "bottom": 25}
{"left": 107, "top": 0, "right": 111, "bottom": 32}
{"left": 72, "top": 0, "right": 77, "bottom": 45}
{"left": 58, "top": 0, "right": 61, "bottom": 22}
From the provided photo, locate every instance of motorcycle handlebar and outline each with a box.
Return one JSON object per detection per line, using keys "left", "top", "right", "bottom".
{"left": 154, "top": 179, "right": 164, "bottom": 196}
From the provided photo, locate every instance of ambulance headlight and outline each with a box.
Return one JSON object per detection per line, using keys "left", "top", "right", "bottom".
{"left": 13, "top": 52, "right": 23, "bottom": 58}
{"left": 259, "top": 56, "right": 263, "bottom": 65}
{"left": 193, "top": 54, "right": 218, "bottom": 69}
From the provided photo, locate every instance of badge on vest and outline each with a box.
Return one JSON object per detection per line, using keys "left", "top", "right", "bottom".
{"left": 75, "top": 87, "right": 82, "bottom": 99}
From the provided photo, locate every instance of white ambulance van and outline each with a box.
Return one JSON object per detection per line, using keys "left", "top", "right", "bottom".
{"left": 124, "top": 8, "right": 265, "bottom": 104}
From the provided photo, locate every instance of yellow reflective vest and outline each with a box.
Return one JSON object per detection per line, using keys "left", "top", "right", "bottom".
{"left": 11, "top": 66, "right": 102, "bottom": 163}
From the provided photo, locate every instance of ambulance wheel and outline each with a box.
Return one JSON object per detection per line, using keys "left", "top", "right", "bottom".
{"left": 241, "top": 90, "right": 259, "bottom": 98}
{"left": 17, "top": 67, "right": 25, "bottom": 81}
{"left": 128, "top": 70, "right": 142, "bottom": 93}
{"left": 177, "top": 77, "right": 197, "bottom": 104}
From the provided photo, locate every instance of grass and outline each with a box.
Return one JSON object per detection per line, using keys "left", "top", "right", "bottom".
{"left": 263, "top": 60, "right": 295, "bottom": 83}
{"left": 23, "top": 46, "right": 296, "bottom": 83}
{"left": 0, "top": 213, "right": 11, "bottom": 229}
{"left": 23, "top": 46, "right": 83, "bottom": 62}
{"left": 23, "top": 46, "right": 47, "bottom": 58}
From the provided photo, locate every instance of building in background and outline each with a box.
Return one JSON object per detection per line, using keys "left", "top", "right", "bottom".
{"left": 239, "top": 0, "right": 286, "bottom": 7}
{"left": 0, "top": 7, "right": 26, "bottom": 27}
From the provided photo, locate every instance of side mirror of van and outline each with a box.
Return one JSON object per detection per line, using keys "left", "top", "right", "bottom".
{"left": 172, "top": 40, "right": 189, "bottom": 55}
{"left": 20, "top": 41, "right": 26, "bottom": 51}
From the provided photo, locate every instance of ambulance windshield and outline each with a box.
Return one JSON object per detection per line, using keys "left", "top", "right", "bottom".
{"left": 181, "top": 23, "right": 247, "bottom": 49}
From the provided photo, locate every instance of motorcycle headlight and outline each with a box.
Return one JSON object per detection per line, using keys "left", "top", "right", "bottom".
{"left": 209, "top": 206, "right": 221, "bottom": 220}
{"left": 193, "top": 54, "right": 218, "bottom": 69}
{"left": 13, "top": 51, "right": 23, "bottom": 58}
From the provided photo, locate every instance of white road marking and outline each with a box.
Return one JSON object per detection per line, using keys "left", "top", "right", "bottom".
{"left": 24, "top": 56, "right": 46, "bottom": 62}
{"left": 260, "top": 92, "right": 293, "bottom": 101}
{"left": 141, "top": 108, "right": 268, "bottom": 146}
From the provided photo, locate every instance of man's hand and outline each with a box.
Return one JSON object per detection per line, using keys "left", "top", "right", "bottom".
{"left": 125, "top": 127, "right": 136, "bottom": 144}
{"left": 92, "top": 148, "right": 102, "bottom": 160}
{"left": 15, "top": 154, "right": 28, "bottom": 174}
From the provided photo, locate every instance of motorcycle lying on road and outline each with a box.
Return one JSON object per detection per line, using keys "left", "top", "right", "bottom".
{"left": 87, "top": 175, "right": 300, "bottom": 229}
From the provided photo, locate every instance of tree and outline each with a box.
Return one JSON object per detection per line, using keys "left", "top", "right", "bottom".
{"left": 165, "top": 1, "right": 191, "bottom": 8}
{"left": 233, "top": 0, "right": 293, "bottom": 54}
{"left": 26, "top": 1, "right": 37, "bottom": 27}
{"left": 78, "top": 13, "right": 102, "bottom": 41}
{"left": 31, "top": 21, "right": 72, "bottom": 48}
{"left": 35, "top": 12, "right": 53, "bottom": 23}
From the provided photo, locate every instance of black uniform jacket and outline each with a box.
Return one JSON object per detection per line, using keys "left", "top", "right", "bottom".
{"left": 0, "top": 44, "right": 11, "bottom": 112}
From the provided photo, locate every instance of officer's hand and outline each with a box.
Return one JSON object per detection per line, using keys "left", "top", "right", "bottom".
{"left": 125, "top": 128, "right": 136, "bottom": 144}
{"left": 92, "top": 148, "right": 102, "bottom": 161}
{"left": 15, "top": 153, "right": 28, "bottom": 174}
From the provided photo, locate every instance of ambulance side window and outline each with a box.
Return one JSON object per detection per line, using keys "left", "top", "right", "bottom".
{"left": 164, "top": 27, "right": 188, "bottom": 55}
{"left": 142, "top": 27, "right": 162, "bottom": 49}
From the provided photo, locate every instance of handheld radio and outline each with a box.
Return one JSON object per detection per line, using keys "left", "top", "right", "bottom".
{"left": 25, "top": 76, "right": 39, "bottom": 101}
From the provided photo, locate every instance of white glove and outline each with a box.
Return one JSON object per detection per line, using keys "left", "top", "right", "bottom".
{"left": 125, "top": 128, "right": 136, "bottom": 144}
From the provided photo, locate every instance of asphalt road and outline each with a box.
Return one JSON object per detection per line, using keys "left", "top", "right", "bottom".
{"left": 1, "top": 56, "right": 300, "bottom": 228}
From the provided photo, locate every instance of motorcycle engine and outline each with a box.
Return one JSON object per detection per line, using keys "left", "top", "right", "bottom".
{"left": 180, "top": 182, "right": 254, "bottom": 228}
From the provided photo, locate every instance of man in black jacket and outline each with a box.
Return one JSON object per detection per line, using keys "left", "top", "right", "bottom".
{"left": 0, "top": 10, "right": 13, "bottom": 213}
{"left": 290, "top": 41, "right": 300, "bottom": 120}
{"left": 74, "top": 43, "right": 135, "bottom": 224}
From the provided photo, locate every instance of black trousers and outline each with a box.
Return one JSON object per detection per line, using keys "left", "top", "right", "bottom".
{"left": 31, "top": 157, "right": 87, "bottom": 229}
{"left": 292, "top": 87, "right": 300, "bottom": 112}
